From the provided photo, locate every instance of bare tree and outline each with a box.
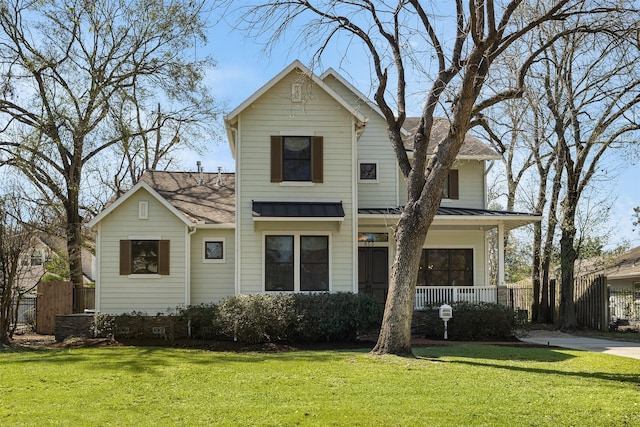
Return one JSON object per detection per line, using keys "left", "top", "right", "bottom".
{"left": 538, "top": 27, "right": 640, "bottom": 329}
{"left": 234, "top": 0, "right": 624, "bottom": 355}
{"left": 0, "top": 187, "right": 41, "bottom": 344}
{"left": 0, "top": 0, "right": 219, "bottom": 286}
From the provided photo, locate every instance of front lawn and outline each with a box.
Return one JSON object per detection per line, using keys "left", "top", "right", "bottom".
{"left": 1, "top": 344, "right": 639, "bottom": 426}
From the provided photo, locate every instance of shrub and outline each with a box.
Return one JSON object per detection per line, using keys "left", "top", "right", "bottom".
{"left": 178, "top": 303, "right": 221, "bottom": 339}
{"left": 215, "top": 293, "right": 383, "bottom": 344}
{"left": 414, "top": 302, "right": 527, "bottom": 341}
{"left": 217, "top": 294, "right": 297, "bottom": 344}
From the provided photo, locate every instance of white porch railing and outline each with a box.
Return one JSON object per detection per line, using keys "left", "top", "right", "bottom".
{"left": 414, "top": 286, "right": 497, "bottom": 310}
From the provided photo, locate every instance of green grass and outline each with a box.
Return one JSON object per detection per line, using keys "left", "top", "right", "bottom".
{"left": 1, "top": 344, "right": 639, "bottom": 426}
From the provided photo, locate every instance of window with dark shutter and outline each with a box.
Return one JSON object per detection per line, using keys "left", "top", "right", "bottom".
{"left": 270, "top": 135, "right": 323, "bottom": 183}
{"left": 119, "top": 239, "right": 170, "bottom": 275}
{"left": 442, "top": 170, "right": 459, "bottom": 200}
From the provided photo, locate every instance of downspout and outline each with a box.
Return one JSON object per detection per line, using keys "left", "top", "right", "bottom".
{"left": 186, "top": 225, "right": 196, "bottom": 337}
{"left": 230, "top": 125, "right": 241, "bottom": 296}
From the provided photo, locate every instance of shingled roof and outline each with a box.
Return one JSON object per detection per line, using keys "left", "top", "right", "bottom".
{"left": 402, "top": 117, "right": 500, "bottom": 160}
{"left": 139, "top": 170, "right": 235, "bottom": 225}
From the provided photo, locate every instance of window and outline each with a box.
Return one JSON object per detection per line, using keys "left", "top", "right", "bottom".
{"left": 442, "top": 170, "right": 459, "bottom": 199}
{"left": 359, "top": 161, "right": 378, "bottom": 182}
{"left": 417, "top": 249, "right": 472, "bottom": 286}
{"left": 271, "top": 136, "right": 323, "bottom": 183}
{"left": 203, "top": 239, "right": 225, "bottom": 263}
{"left": 265, "top": 234, "right": 329, "bottom": 292}
{"left": 120, "top": 239, "right": 170, "bottom": 275}
{"left": 265, "top": 236, "right": 294, "bottom": 291}
{"left": 30, "top": 250, "right": 43, "bottom": 266}
{"left": 300, "top": 236, "right": 329, "bottom": 291}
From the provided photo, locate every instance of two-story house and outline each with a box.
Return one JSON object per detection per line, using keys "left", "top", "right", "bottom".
{"left": 87, "top": 61, "right": 540, "bottom": 314}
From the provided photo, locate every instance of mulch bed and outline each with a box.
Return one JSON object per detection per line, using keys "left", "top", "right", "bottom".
{"left": 5, "top": 332, "right": 542, "bottom": 352}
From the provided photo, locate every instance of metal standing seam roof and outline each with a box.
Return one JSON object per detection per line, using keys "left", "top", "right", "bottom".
{"left": 252, "top": 201, "right": 345, "bottom": 218}
{"left": 358, "top": 206, "right": 541, "bottom": 217}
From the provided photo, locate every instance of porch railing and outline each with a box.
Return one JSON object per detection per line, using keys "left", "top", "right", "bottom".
{"left": 414, "top": 286, "right": 497, "bottom": 310}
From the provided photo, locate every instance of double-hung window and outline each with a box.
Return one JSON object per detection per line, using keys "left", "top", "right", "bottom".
{"left": 442, "top": 170, "right": 459, "bottom": 199}
{"left": 271, "top": 135, "right": 323, "bottom": 183}
{"left": 120, "top": 239, "right": 170, "bottom": 276}
{"left": 265, "top": 234, "right": 329, "bottom": 292}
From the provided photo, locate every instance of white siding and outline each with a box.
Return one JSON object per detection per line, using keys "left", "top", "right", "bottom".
{"left": 97, "top": 189, "right": 188, "bottom": 315}
{"left": 398, "top": 160, "right": 486, "bottom": 209}
{"left": 236, "top": 70, "right": 355, "bottom": 294}
{"left": 323, "top": 74, "right": 399, "bottom": 209}
{"left": 190, "top": 229, "right": 236, "bottom": 304}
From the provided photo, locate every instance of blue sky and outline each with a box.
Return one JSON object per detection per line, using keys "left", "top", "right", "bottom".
{"left": 185, "top": 10, "right": 640, "bottom": 250}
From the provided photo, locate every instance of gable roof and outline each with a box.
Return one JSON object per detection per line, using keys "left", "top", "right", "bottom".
{"left": 320, "top": 68, "right": 499, "bottom": 161}
{"left": 577, "top": 246, "right": 640, "bottom": 280}
{"left": 87, "top": 171, "right": 235, "bottom": 228}
{"left": 401, "top": 117, "right": 500, "bottom": 160}
{"left": 224, "top": 60, "right": 368, "bottom": 157}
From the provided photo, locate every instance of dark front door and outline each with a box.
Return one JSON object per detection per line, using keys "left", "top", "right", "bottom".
{"left": 358, "top": 247, "right": 389, "bottom": 305}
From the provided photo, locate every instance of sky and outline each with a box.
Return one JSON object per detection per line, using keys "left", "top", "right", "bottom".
{"left": 180, "top": 5, "right": 640, "bottom": 251}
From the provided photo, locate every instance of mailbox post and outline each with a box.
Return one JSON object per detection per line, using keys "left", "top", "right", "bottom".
{"left": 439, "top": 304, "right": 453, "bottom": 340}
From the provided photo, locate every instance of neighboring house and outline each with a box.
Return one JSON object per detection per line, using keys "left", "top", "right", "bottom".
{"left": 578, "top": 247, "right": 640, "bottom": 324}
{"left": 88, "top": 61, "right": 541, "bottom": 315}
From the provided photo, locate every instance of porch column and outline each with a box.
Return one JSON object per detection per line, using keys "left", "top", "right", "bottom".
{"left": 497, "top": 222, "right": 505, "bottom": 286}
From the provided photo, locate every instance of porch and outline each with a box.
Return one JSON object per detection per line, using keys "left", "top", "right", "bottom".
{"left": 414, "top": 286, "right": 497, "bottom": 310}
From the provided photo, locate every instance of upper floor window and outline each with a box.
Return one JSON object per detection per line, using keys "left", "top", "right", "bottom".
{"left": 442, "top": 170, "right": 459, "bottom": 200}
{"left": 359, "top": 161, "right": 378, "bottom": 182}
{"left": 271, "top": 135, "right": 323, "bottom": 183}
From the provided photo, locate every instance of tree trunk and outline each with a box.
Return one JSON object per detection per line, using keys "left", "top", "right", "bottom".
{"left": 66, "top": 176, "right": 84, "bottom": 287}
{"left": 531, "top": 222, "right": 542, "bottom": 323}
{"left": 371, "top": 203, "right": 430, "bottom": 356}
{"left": 558, "top": 228, "right": 577, "bottom": 329}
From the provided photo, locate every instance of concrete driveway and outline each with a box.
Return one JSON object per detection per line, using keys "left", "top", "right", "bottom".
{"left": 519, "top": 330, "right": 640, "bottom": 360}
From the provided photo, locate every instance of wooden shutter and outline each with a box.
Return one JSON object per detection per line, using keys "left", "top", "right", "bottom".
{"left": 158, "top": 240, "right": 170, "bottom": 275}
{"left": 270, "top": 136, "right": 282, "bottom": 182}
{"left": 311, "top": 136, "right": 323, "bottom": 183}
{"left": 119, "top": 240, "right": 131, "bottom": 275}
{"left": 449, "top": 170, "right": 459, "bottom": 200}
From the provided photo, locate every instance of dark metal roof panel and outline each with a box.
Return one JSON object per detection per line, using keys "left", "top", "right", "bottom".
{"left": 253, "top": 201, "right": 345, "bottom": 218}
{"left": 358, "top": 206, "right": 540, "bottom": 217}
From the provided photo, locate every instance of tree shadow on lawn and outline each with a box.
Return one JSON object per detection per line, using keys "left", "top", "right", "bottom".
{"left": 413, "top": 345, "right": 640, "bottom": 386}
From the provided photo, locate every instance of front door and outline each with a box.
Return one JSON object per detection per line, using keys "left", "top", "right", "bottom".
{"left": 358, "top": 247, "right": 389, "bottom": 305}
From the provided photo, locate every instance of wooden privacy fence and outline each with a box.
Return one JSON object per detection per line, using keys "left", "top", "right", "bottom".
{"left": 574, "top": 274, "right": 607, "bottom": 330}
{"left": 73, "top": 287, "right": 95, "bottom": 313}
{"left": 36, "top": 281, "right": 73, "bottom": 335}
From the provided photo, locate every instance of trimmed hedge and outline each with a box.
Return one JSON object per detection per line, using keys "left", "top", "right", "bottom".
{"left": 97, "top": 292, "right": 383, "bottom": 344}
{"left": 413, "top": 302, "right": 528, "bottom": 341}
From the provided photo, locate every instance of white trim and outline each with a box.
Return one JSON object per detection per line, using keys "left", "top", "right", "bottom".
{"left": 126, "top": 274, "right": 162, "bottom": 279}
{"left": 358, "top": 160, "right": 379, "bottom": 183}
{"left": 225, "top": 60, "right": 367, "bottom": 125}
{"left": 279, "top": 182, "right": 315, "bottom": 187}
{"left": 203, "top": 237, "right": 226, "bottom": 264}
{"left": 186, "top": 227, "right": 195, "bottom": 307}
{"left": 95, "top": 223, "right": 101, "bottom": 311}
{"left": 352, "top": 117, "right": 359, "bottom": 293}
{"left": 262, "top": 231, "right": 332, "bottom": 292}
{"left": 279, "top": 129, "right": 316, "bottom": 136}
{"left": 253, "top": 217, "right": 344, "bottom": 223}
{"left": 235, "top": 116, "right": 242, "bottom": 296}
{"left": 497, "top": 223, "right": 505, "bottom": 287}
{"left": 127, "top": 235, "right": 162, "bottom": 240}
{"left": 194, "top": 224, "right": 235, "bottom": 229}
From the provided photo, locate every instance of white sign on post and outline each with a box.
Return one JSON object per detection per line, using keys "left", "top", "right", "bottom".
{"left": 439, "top": 304, "right": 453, "bottom": 340}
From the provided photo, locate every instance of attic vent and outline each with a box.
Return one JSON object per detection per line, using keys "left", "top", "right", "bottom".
{"left": 291, "top": 83, "right": 302, "bottom": 103}
{"left": 138, "top": 201, "right": 149, "bottom": 220}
